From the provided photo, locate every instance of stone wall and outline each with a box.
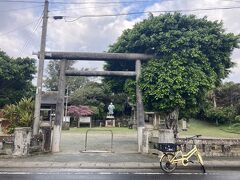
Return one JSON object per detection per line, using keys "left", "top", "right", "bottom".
{"left": 0, "top": 135, "right": 14, "bottom": 155}
{"left": 0, "top": 127, "right": 47, "bottom": 157}
{"left": 144, "top": 128, "right": 240, "bottom": 157}
{"left": 176, "top": 138, "right": 240, "bottom": 157}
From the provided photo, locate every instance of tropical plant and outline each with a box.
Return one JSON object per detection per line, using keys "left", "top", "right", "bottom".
{"left": 2, "top": 98, "right": 34, "bottom": 133}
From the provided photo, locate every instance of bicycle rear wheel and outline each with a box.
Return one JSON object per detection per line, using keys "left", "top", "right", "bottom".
{"left": 160, "top": 153, "right": 177, "bottom": 173}
{"left": 196, "top": 154, "right": 206, "bottom": 173}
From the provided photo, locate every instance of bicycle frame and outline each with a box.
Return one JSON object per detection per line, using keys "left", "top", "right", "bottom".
{"left": 168, "top": 145, "right": 204, "bottom": 166}
{"left": 159, "top": 135, "right": 206, "bottom": 173}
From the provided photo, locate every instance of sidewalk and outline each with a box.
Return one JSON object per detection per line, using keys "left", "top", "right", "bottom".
{"left": 0, "top": 130, "right": 239, "bottom": 170}
{"left": 0, "top": 151, "right": 240, "bottom": 170}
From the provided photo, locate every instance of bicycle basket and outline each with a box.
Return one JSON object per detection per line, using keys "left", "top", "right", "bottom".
{"left": 154, "top": 143, "right": 177, "bottom": 152}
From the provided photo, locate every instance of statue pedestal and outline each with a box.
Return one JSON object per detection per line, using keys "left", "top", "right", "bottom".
{"left": 105, "top": 116, "right": 115, "bottom": 127}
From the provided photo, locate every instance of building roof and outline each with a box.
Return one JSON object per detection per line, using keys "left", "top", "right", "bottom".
{"left": 41, "top": 91, "right": 58, "bottom": 105}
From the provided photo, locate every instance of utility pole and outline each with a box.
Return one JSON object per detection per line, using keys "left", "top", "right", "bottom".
{"left": 33, "top": 0, "right": 49, "bottom": 136}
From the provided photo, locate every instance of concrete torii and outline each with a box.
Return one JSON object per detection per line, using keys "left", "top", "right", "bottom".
{"left": 33, "top": 51, "right": 154, "bottom": 153}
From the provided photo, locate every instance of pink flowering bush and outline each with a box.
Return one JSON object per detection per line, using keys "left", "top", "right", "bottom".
{"left": 68, "top": 105, "right": 93, "bottom": 118}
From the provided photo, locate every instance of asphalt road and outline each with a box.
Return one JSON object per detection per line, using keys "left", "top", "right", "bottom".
{"left": 0, "top": 169, "right": 239, "bottom": 180}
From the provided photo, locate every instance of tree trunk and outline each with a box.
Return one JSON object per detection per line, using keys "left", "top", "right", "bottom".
{"left": 212, "top": 92, "right": 217, "bottom": 108}
{"left": 165, "top": 107, "right": 179, "bottom": 138}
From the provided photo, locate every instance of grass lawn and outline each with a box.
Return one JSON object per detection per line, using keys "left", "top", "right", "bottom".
{"left": 62, "top": 127, "right": 137, "bottom": 135}
{"left": 63, "top": 120, "right": 240, "bottom": 138}
{"left": 179, "top": 119, "right": 240, "bottom": 138}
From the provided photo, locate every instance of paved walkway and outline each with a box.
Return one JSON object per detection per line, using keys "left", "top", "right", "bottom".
{"left": 0, "top": 129, "right": 240, "bottom": 170}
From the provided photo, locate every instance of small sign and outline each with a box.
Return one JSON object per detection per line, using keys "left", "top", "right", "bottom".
{"left": 63, "top": 116, "right": 70, "bottom": 122}
{"left": 79, "top": 116, "right": 91, "bottom": 123}
{"left": 182, "top": 120, "right": 187, "bottom": 131}
{"left": 106, "top": 115, "right": 114, "bottom": 119}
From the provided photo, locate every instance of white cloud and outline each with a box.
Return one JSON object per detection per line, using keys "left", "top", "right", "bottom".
{"left": 145, "top": 0, "right": 240, "bottom": 82}
{"left": 0, "top": 0, "right": 239, "bottom": 83}
{"left": 45, "top": 1, "right": 138, "bottom": 70}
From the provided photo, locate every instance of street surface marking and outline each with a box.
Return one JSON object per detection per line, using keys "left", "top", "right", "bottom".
{"left": 0, "top": 171, "right": 209, "bottom": 175}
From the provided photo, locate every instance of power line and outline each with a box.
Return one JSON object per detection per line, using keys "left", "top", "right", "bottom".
{"left": 1, "top": 0, "right": 240, "bottom": 4}
{"left": 0, "top": 20, "right": 37, "bottom": 37}
{"left": 50, "top": 0, "right": 240, "bottom": 4}
{"left": 18, "top": 11, "right": 43, "bottom": 56}
{"left": 50, "top": 0, "right": 163, "bottom": 5}
{"left": 49, "top": 4, "right": 121, "bottom": 12}
{"left": 0, "top": 0, "right": 159, "bottom": 4}
{"left": 55, "top": 6, "right": 240, "bottom": 22}
{"left": 0, "top": 5, "right": 43, "bottom": 13}
{"left": 0, "top": 0, "right": 44, "bottom": 3}
{"left": 50, "top": 0, "right": 240, "bottom": 5}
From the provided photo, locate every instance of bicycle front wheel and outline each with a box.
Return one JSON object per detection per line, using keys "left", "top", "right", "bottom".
{"left": 160, "top": 153, "right": 177, "bottom": 173}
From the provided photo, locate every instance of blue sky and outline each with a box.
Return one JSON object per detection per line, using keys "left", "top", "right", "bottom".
{"left": 0, "top": 0, "right": 239, "bottom": 83}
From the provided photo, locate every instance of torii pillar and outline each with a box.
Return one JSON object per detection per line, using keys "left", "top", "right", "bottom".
{"left": 52, "top": 60, "right": 66, "bottom": 152}
{"left": 136, "top": 59, "right": 145, "bottom": 152}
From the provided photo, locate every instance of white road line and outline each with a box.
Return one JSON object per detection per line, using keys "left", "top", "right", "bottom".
{"left": 0, "top": 172, "right": 210, "bottom": 175}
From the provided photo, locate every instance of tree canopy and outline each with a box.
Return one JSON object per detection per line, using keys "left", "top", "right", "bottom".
{"left": 213, "top": 82, "right": 240, "bottom": 107}
{"left": 105, "top": 13, "right": 239, "bottom": 117}
{"left": 69, "top": 82, "right": 110, "bottom": 118}
{"left": 44, "top": 60, "right": 89, "bottom": 92}
{"left": 0, "top": 50, "right": 36, "bottom": 108}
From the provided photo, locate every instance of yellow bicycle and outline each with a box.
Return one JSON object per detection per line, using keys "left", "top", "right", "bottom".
{"left": 156, "top": 135, "right": 206, "bottom": 173}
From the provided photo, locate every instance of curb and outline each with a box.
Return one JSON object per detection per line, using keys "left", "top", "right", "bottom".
{"left": 0, "top": 161, "right": 239, "bottom": 170}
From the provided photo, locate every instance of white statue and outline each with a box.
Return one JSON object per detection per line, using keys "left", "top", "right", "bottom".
{"left": 108, "top": 102, "right": 115, "bottom": 115}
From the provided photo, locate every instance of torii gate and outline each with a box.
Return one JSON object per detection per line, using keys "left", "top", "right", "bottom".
{"left": 34, "top": 51, "right": 154, "bottom": 153}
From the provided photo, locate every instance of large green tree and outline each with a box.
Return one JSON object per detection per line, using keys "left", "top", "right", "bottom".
{"left": 0, "top": 50, "right": 36, "bottom": 108}
{"left": 105, "top": 13, "right": 239, "bottom": 132}
{"left": 44, "top": 60, "right": 89, "bottom": 92}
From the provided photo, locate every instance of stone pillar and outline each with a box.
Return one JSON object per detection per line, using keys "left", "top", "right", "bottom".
{"left": 142, "top": 128, "right": 151, "bottom": 153}
{"left": 158, "top": 129, "right": 175, "bottom": 156}
{"left": 13, "top": 127, "right": 32, "bottom": 156}
{"left": 153, "top": 113, "right": 160, "bottom": 129}
{"left": 62, "top": 116, "right": 70, "bottom": 130}
{"left": 40, "top": 121, "right": 52, "bottom": 152}
{"left": 182, "top": 120, "right": 187, "bottom": 131}
{"left": 158, "top": 129, "right": 175, "bottom": 143}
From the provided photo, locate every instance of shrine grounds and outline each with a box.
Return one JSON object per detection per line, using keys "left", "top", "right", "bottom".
{"left": 0, "top": 126, "right": 240, "bottom": 171}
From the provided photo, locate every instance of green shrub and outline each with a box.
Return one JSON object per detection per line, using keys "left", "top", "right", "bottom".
{"left": 205, "top": 106, "right": 236, "bottom": 125}
{"left": 232, "top": 123, "right": 240, "bottom": 128}
{"left": 1, "top": 98, "right": 34, "bottom": 134}
{"left": 234, "top": 115, "right": 240, "bottom": 123}
{"left": 221, "top": 123, "right": 240, "bottom": 134}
